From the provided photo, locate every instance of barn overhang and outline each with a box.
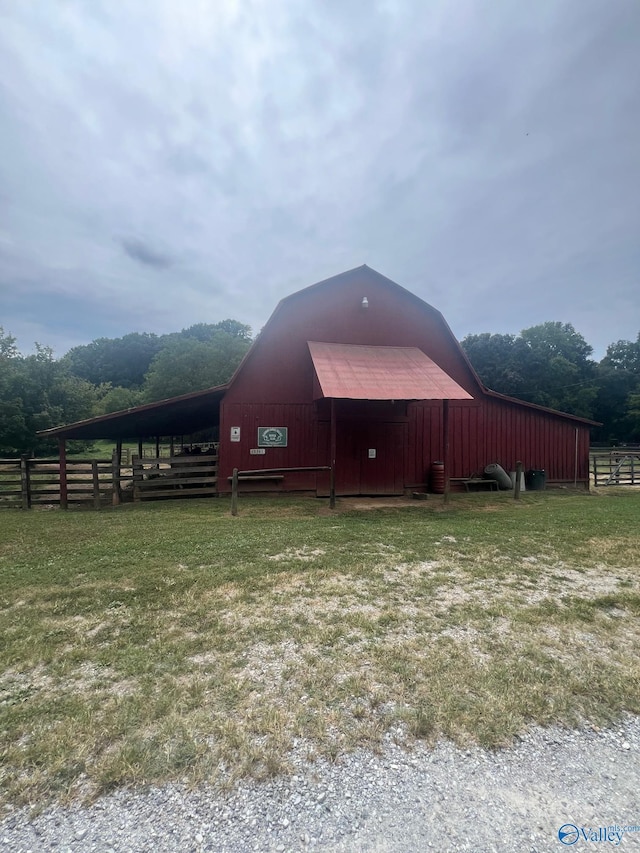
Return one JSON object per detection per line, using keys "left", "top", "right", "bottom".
{"left": 37, "top": 386, "right": 228, "bottom": 441}
{"left": 307, "top": 341, "right": 473, "bottom": 401}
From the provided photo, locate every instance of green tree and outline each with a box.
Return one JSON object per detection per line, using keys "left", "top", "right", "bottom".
{"left": 0, "top": 332, "right": 97, "bottom": 455}
{"left": 627, "top": 392, "right": 640, "bottom": 440}
{"left": 92, "top": 384, "right": 145, "bottom": 417}
{"left": 179, "top": 320, "right": 252, "bottom": 343}
{"left": 462, "top": 322, "right": 597, "bottom": 419}
{"left": 143, "top": 331, "right": 251, "bottom": 402}
{"left": 460, "top": 332, "right": 524, "bottom": 393}
{"left": 0, "top": 327, "right": 18, "bottom": 358}
{"left": 0, "top": 328, "right": 27, "bottom": 453}
{"left": 62, "top": 332, "right": 163, "bottom": 389}
{"left": 593, "top": 334, "right": 640, "bottom": 442}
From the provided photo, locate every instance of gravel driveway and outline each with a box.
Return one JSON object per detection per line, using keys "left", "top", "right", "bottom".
{"left": 2, "top": 716, "right": 639, "bottom": 852}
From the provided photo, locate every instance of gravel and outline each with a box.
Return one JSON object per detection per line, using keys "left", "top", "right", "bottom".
{"left": 2, "top": 716, "right": 639, "bottom": 853}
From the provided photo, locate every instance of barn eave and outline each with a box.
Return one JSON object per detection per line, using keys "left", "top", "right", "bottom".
{"left": 37, "top": 385, "right": 228, "bottom": 441}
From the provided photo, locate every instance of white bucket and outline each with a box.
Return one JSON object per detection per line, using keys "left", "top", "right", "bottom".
{"left": 509, "top": 471, "right": 526, "bottom": 491}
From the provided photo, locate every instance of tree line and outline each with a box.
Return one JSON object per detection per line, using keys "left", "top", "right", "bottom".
{"left": 0, "top": 321, "right": 252, "bottom": 455}
{"left": 1, "top": 318, "right": 639, "bottom": 456}
{"left": 460, "top": 322, "right": 640, "bottom": 444}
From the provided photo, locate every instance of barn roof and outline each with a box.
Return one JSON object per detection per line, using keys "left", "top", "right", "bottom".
{"left": 38, "top": 386, "right": 227, "bottom": 440}
{"left": 308, "top": 342, "right": 473, "bottom": 401}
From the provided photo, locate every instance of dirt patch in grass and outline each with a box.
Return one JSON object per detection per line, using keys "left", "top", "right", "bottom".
{"left": 1, "top": 491, "right": 639, "bottom": 809}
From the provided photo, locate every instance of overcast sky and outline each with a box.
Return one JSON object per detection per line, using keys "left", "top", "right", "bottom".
{"left": 1, "top": 0, "right": 638, "bottom": 360}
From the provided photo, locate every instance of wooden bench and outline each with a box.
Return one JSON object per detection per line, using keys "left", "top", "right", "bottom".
{"left": 450, "top": 477, "right": 499, "bottom": 492}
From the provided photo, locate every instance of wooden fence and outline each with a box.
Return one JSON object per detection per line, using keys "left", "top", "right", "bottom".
{"left": 0, "top": 456, "right": 134, "bottom": 509}
{"left": 1, "top": 452, "right": 219, "bottom": 509}
{"left": 592, "top": 451, "right": 640, "bottom": 487}
{"left": 132, "top": 453, "right": 218, "bottom": 502}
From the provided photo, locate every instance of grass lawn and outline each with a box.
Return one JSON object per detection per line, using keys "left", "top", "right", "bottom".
{"left": 1, "top": 490, "right": 639, "bottom": 810}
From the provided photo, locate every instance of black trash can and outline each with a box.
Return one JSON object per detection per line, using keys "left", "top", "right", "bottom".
{"left": 525, "top": 469, "right": 546, "bottom": 490}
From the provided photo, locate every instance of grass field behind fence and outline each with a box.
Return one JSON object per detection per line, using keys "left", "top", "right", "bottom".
{"left": 1, "top": 490, "right": 639, "bottom": 810}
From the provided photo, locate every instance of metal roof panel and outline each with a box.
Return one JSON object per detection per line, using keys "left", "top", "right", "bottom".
{"left": 307, "top": 342, "right": 473, "bottom": 400}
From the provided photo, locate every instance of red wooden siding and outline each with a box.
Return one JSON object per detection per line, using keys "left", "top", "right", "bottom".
{"left": 479, "top": 397, "right": 590, "bottom": 482}
{"left": 219, "top": 397, "right": 590, "bottom": 493}
{"left": 221, "top": 402, "right": 318, "bottom": 491}
{"left": 420, "top": 398, "right": 590, "bottom": 484}
{"left": 217, "top": 267, "right": 593, "bottom": 494}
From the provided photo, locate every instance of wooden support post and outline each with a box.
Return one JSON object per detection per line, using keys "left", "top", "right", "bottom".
{"left": 132, "top": 455, "right": 142, "bottom": 502}
{"left": 514, "top": 460, "right": 523, "bottom": 500}
{"left": 20, "top": 455, "right": 31, "bottom": 510}
{"left": 442, "top": 399, "right": 450, "bottom": 505}
{"left": 58, "top": 439, "right": 68, "bottom": 510}
{"left": 155, "top": 436, "right": 160, "bottom": 466}
{"left": 92, "top": 460, "right": 101, "bottom": 510}
{"left": 329, "top": 398, "right": 336, "bottom": 510}
{"left": 138, "top": 439, "right": 143, "bottom": 459}
{"left": 593, "top": 455, "right": 598, "bottom": 488}
{"left": 112, "top": 448, "right": 121, "bottom": 506}
{"left": 231, "top": 468, "right": 239, "bottom": 516}
{"left": 170, "top": 436, "right": 175, "bottom": 457}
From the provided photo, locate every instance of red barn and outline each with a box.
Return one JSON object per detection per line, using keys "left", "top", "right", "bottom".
{"left": 43, "top": 266, "right": 596, "bottom": 496}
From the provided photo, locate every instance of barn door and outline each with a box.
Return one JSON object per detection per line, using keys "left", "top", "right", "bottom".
{"left": 317, "top": 420, "right": 405, "bottom": 496}
{"left": 359, "top": 422, "right": 406, "bottom": 495}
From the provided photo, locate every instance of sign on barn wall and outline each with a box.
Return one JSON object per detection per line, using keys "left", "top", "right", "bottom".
{"left": 258, "top": 427, "right": 288, "bottom": 447}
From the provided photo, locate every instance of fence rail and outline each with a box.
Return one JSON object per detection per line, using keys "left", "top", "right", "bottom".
{"left": 0, "top": 456, "right": 134, "bottom": 509}
{"left": 0, "top": 459, "right": 22, "bottom": 508}
{"left": 132, "top": 454, "right": 218, "bottom": 502}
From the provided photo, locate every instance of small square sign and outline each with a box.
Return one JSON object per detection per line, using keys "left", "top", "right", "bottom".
{"left": 230, "top": 426, "right": 241, "bottom": 442}
{"left": 368, "top": 448, "right": 377, "bottom": 459}
{"left": 258, "top": 427, "right": 288, "bottom": 447}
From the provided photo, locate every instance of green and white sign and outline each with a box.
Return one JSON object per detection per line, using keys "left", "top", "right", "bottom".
{"left": 257, "top": 427, "right": 288, "bottom": 447}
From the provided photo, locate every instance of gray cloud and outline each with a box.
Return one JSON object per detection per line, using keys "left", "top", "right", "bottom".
{"left": 0, "top": 0, "right": 639, "bottom": 359}
{"left": 120, "top": 237, "right": 174, "bottom": 269}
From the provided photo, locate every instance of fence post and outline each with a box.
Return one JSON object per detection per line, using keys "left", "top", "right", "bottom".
{"left": 92, "top": 460, "right": 101, "bottom": 510}
{"left": 593, "top": 455, "right": 598, "bottom": 487}
{"left": 132, "top": 455, "right": 142, "bottom": 502}
{"left": 20, "top": 455, "right": 31, "bottom": 510}
{"left": 514, "top": 460, "right": 523, "bottom": 500}
{"left": 112, "top": 447, "right": 121, "bottom": 506}
{"left": 58, "top": 439, "right": 68, "bottom": 510}
{"left": 231, "top": 468, "right": 238, "bottom": 516}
